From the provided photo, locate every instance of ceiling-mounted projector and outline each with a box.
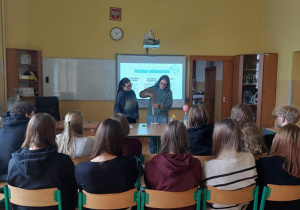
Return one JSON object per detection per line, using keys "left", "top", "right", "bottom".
{"left": 143, "top": 29, "right": 160, "bottom": 49}
{"left": 143, "top": 39, "right": 160, "bottom": 49}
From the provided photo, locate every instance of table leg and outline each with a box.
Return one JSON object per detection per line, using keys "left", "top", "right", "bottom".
{"left": 156, "top": 137, "right": 161, "bottom": 154}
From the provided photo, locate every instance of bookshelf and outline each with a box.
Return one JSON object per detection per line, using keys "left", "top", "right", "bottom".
{"left": 232, "top": 53, "right": 278, "bottom": 129}
{"left": 6, "top": 48, "right": 43, "bottom": 99}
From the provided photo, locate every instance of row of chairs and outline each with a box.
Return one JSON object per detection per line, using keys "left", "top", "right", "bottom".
{"left": 1, "top": 182, "right": 300, "bottom": 210}
{"left": 1, "top": 152, "right": 297, "bottom": 210}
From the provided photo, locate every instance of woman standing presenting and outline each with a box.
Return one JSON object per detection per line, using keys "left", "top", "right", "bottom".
{"left": 139, "top": 75, "right": 173, "bottom": 153}
{"left": 114, "top": 77, "right": 139, "bottom": 123}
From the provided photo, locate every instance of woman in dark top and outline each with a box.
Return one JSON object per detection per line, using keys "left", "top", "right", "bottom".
{"left": 7, "top": 113, "right": 77, "bottom": 210}
{"left": 256, "top": 124, "right": 300, "bottom": 210}
{"left": 111, "top": 113, "right": 142, "bottom": 156}
{"left": 114, "top": 77, "right": 139, "bottom": 123}
{"left": 75, "top": 118, "right": 137, "bottom": 194}
{"left": 187, "top": 104, "right": 213, "bottom": 156}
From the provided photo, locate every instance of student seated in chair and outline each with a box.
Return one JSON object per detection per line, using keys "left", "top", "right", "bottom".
{"left": 202, "top": 118, "right": 257, "bottom": 210}
{"left": 264, "top": 105, "right": 299, "bottom": 150}
{"left": 144, "top": 120, "right": 201, "bottom": 210}
{"left": 6, "top": 113, "right": 77, "bottom": 210}
{"left": 187, "top": 104, "right": 213, "bottom": 156}
{"left": 111, "top": 113, "right": 142, "bottom": 156}
{"left": 256, "top": 124, "right": 300, "bottom": 210}
{"left": 0, "top": 102, "right": 36, "bottom": 182}
{"left": 56, "top": 110, "right": 94, "bottom": 158}
{"left": 75, "top": 119, "right": 137, "bottom": 197}
{"left": 231, "top": 103, "right": 268, "bottom": 155}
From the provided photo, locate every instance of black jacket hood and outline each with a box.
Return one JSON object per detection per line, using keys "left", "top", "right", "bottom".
{"left": 11, "top": 146, "right": 56, "bottom": 179}
{"left": 3, "top": 114, "right": 30, "bottom": 128}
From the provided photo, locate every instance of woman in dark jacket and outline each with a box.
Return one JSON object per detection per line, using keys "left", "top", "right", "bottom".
{"left": 111, "top": 113, "right": 142, "bottom": 156}
{"left": 75, "top": 118, "right": 137, "bottom": 194}
{"left": 114, "top": 77, "right": 139, "bottom": 123}
{"left": 144, "top": 120, "right": 201, "bottom": 210}
{"left": 7, "top": 113, "right": 78, "bottom": 210}
{"left": 187, "top": 104, "right": 213, "bottom": 156}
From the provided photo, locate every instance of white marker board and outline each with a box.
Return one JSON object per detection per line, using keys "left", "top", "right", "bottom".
{"left": 43, "top": 58, "right": 116, "bottom": 100}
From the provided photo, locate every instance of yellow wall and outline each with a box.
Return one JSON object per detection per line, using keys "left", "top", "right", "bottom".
{"left": 262, "top": 0, "right": 300, "bottom": 109}
{"left": 0, "top": 1, "right": 4, "bottom": 115}
{"left": 3, "top": 0, "right": 264, "bottom": 121}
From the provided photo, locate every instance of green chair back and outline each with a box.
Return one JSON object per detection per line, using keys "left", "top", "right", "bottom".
{"left": 0, "top": 182, "right": 7, "bottom": 207}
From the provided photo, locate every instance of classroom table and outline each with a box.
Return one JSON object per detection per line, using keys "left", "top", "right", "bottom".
{"left": 128, "top": 123, "right": 166, "bottom": 153}
{"left": 56, "top": 120, "right": 100, "bottom": 136}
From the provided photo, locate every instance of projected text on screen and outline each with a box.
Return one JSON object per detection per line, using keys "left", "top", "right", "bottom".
{"left": 119, "top": 63, "right": 183, "bottom": 100}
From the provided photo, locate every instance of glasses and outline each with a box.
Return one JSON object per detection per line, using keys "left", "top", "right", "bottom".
{"left": 160, "top": 82, "right": 167, "bottom": 86}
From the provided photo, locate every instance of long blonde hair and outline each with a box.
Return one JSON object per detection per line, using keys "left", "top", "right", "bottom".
{"left": 57, "top": 110, "right": 84, "bottom": 158}
{"left": 231, "top": 104, "right": 268, "bottom": 155}
{"left": 270, "top": 124, "right": 300, "bottom": 178}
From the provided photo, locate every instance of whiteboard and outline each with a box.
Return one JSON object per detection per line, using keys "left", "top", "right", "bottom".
{"left": 43, "top": 58, "right": 116, "bottom": 100}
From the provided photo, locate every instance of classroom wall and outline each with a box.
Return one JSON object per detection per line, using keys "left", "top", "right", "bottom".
{"left": 2, "top": 0, "right": 264, "bottom": 121}
{"left": 261, "top": 0, "right": 300, "bottom": 111}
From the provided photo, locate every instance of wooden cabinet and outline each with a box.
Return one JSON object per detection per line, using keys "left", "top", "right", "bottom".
{"left": 232, "top": 53, "right": 278, "bottom": 129}
{"left": 6, "top": 48, "right": 43, "bottom": 98}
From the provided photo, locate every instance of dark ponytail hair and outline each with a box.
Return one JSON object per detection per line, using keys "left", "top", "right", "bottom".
{"left": 116, "top": 78, "right": 131, "bottom": 100}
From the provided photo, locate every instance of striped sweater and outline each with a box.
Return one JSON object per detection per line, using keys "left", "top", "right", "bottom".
{"left": 202, "top": 151, "right": 257, "bottom": 210}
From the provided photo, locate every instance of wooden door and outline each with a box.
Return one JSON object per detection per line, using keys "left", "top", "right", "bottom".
{"left": 204, "top": 66, "right": 216, "bottom": 125}
{"left": 221, "top": 61, "right": 234, "bottom": 118}
{"left": 189, "top": 56, "right": 234, "bottom": 122}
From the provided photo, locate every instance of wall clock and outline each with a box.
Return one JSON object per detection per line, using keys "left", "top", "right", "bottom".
{"left": 110, "top": 27, "right": 123, "bottom": 41}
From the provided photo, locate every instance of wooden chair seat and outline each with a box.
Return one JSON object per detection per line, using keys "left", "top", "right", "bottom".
{"left": 0, "top": 182, "right": 7, "bottom": 202}
{"left": 72, "top": 156, "right": 90, "bottom": 166}
{"left": 254, "top": 152, "right": 268, "bottom": 160}
{"left": 141, "top": 187, "right": 201, "bottom": 209}
{"left": 193, "top": 155, "right": 214, "bottom": 163}
{"left": 203, "top": 185, "right": 259, "bottom": 210}
{"left": 0, "top": 182, "right": 7, "bottom": 188}
{"left": 260, "top": 184, "right": 300, "bottom": 210}
{"left": 3, "top": 185, "right": 62, "bottom": 209}
{"left": 78, "top": 188, "right": 139, "bottom": 210}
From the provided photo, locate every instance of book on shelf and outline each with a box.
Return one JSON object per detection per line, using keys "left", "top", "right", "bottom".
{"left": 28, "top": 71, "right": 37, "bottom": 80}
{"left": 19, "top": 71, "right": 37, "bottom": 80}
{"left": 19, "top": 75, "right": 35, "bottom": 80}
